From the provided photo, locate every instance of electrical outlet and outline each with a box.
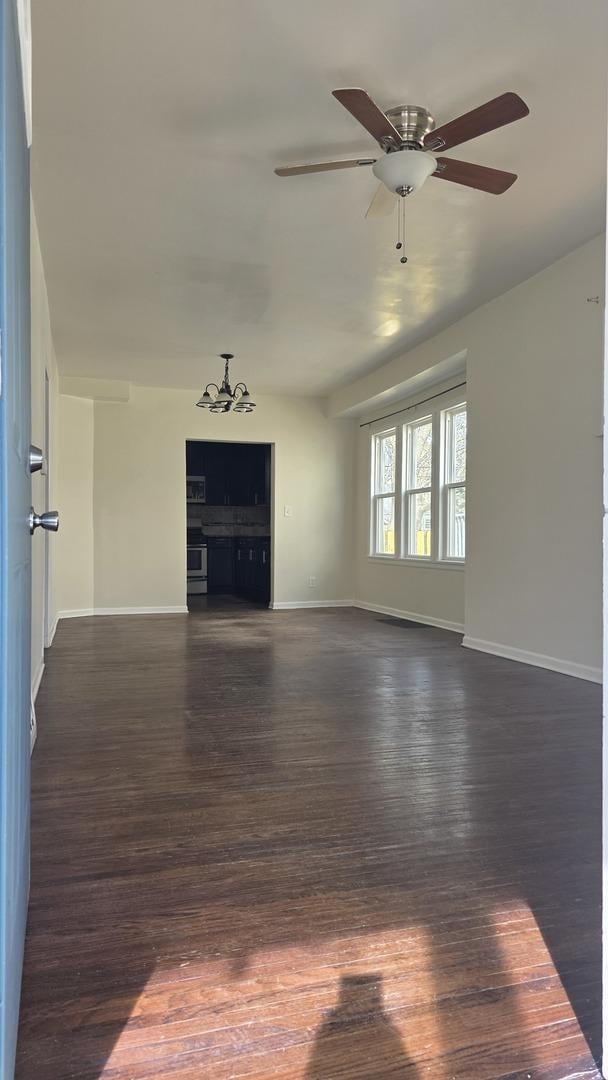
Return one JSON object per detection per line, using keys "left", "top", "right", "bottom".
{"left": 308, "top": 576, "right": 317, "bottom": 588}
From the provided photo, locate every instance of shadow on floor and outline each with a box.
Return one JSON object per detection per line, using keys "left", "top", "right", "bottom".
{"left": 306, "top": 975, "right": 418, "bottom": 1078}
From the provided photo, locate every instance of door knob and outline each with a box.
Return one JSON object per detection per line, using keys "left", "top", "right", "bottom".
{"left": 29, "top": 445, "right": 45, "bottom": 473}
{"left": 29, "top": 508, "right": 59, "bottom": 535}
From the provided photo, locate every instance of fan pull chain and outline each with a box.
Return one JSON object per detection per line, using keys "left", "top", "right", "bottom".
{"left": 395, "top": 196, "right": 408, "bottom": 264}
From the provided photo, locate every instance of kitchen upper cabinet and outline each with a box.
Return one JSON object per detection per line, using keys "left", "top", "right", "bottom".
{"left": 233, "top": 444, "right": 268, "bottom": 506}
{"left": 204, "top": 443, "right": 230, "bottom": 506}
{"left": 228, "top": 447, "right": 251, "bottom": 507}
{"left": 186, "top": 441, "right": 206, "bottom": 477}
{"left": 186, "top": 441, "right": 270, "bottom": 507}
{"left": 249, "top": 445, "right": 269, "bottom": 506}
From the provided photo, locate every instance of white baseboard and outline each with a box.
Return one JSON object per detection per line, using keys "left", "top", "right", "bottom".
{"left": 93, "top": 606, "right": 188, "bottom": 616}
{"left": 269, "top": 600, "right": 355, "bottom": 611}
{"left": 462, "top": 635, "right": 602, "bottom": 684}
{"left": 59, "top": 606, "right": 188, "bottom": 620}
{"left": 354, "top": 600, "right": 464, "bottom": 635}
{"left": 45, "top": 613, "right": 59, "bottom": 647}
{"left": 31, "top": 658, "right": 45, "bottom": 701}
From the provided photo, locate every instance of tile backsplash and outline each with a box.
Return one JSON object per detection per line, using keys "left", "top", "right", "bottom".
{"left": 187, "top": 504, "right": 270, "bottom": 537}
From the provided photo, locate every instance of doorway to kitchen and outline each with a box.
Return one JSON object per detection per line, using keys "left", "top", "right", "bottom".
{"left": 186, "top": 440, "right": 272, "bottom": 613}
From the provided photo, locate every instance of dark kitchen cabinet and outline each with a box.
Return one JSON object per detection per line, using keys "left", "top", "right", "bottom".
{"left": 228, "top": 448, "right": 251, "bottom": 507}
{"left": 225, "top": 444, "right": 269, "bottom": 506}
{"left": 235, "top": 539, "right": 249, "bottom": 594}
{"left": 186, "top": 441, "right": 270, "bottom": 507}
{"left": 186, "top": 441, "right": 206, "bottom": 476}
{"left": 207, "top": 538, "right": 235, "bottom": 594}
{"left": 259, "top": 538, "right": 271, "bottom": 598}
{"left": 246, "top": 445, "right": 269, "bottom": 506}
{"left": 204, "top": 444, "right": 230, "bottom": 506}
{"left": 235, "top": 537, "right": 270, "bottom": 603}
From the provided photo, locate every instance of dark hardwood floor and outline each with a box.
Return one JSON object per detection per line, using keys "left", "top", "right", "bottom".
{"left": 16, "top": 607, "right": 601, "bottom": 1079}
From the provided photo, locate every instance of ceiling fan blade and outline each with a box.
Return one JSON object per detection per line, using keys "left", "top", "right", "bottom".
{"left": 433, "top": 157, "right": 517, "bottom": 194}
{"left": 365, "top": 183, "right": 397, "bottom": 218}
{"left": 332, "top": 88, "right": 402, "bottom": 149}
{"left": 425, "top": 92, "right": 529, "bottom": 153}
{"left": 275, "top": 157, "right": 376, "bottom": 177}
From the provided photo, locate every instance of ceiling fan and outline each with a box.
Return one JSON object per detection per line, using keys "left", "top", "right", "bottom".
{"left": 275, "top": 88, "right": 529, "bottom": 225}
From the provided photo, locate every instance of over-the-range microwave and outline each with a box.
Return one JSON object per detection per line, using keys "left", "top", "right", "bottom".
{"left": 186, "top": 475, "right": 206, "bottom": 504}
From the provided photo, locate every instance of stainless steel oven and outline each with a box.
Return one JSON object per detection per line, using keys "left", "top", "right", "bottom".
{"left": 187, "top": 543, "right": 208, "bottom": 594}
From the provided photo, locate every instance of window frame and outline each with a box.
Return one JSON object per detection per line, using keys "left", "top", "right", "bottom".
{"left": 370, "top": 427, "right": 398, "bottom": 557}
{"left": 440, "top": 403, "right": 467, "bottom": 563}
{"left": 367, "top": 390, "right": 467, "bottom": 567}
{"left": 402, "top": 414, "right": 434, "bottom": 561}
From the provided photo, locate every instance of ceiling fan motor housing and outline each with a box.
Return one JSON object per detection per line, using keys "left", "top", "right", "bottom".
{"left": 372, "top": 148, "right": 437, "bottom": 196}
{"left": 384, "top": 104, "right": 435, "bottom": 145}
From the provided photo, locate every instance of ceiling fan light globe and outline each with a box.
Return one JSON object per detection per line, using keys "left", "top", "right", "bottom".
{"left": 372, "top": 149, "right": 437, "bottom": 195}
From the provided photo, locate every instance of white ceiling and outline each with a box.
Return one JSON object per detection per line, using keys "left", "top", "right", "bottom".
{"left": 32, "top": 0, "right": 607, "bottom": 396}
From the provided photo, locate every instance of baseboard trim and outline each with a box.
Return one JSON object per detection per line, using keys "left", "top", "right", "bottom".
{"left": 269, "top": 600, "right": 355, "bottom": 611}
{"left": 462, "top": 635, "right": 602, "bottom": 684}
{"left": 93, "top": 606, "right": 189, "bottom": 616}
{"left": 31, "top": 658, "right": 45, "bottom": 701}
{"left": 45, "top": 614, "right": 59, "bottom": 647}
{"left": 59, "top": 606, "right": 188, "bottom": 620}
{"left": 354, "top": 600, "right": 464, "bottom": 635}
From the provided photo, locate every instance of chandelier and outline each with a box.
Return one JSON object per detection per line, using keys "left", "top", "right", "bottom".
{"left": 196, "top": 353, "right": 256, "bottom": 414}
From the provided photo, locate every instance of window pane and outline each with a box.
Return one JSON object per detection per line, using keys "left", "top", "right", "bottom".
{"left": 446, "top": 485, "right": 466, "bottom": 558}
{"left": 447, "top": 409, "right": 467, "bottom": 483}
{"left": 375, "top": 496, "right": 395, "bottom": 554}
{"left": 376, "top": 432, "right": 396, "bottom": 493}
{"left": 411, "top": 420, "right": 432, "bottom": 488}
{"left": 408, "top": 491, "right": 432, "bottom": 556}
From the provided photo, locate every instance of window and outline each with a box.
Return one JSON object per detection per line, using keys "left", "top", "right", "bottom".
{"left": 404, "top": 417, "right": 433, "bottom": 557}
{"left": 371, "top": 429, "right": 396, "bottom": 555}
{"left": 369, "top": 393, "right": 467, "bottom": 563}
{"left": 442, "top": 405, "right": 467, "bottom": 560}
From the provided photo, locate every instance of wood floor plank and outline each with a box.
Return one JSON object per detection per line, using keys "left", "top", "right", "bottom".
{"left": 16, "top": 607, "right": 601, "bottom": 1078}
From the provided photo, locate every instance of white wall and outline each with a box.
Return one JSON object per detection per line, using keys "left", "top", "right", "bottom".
{"left": 52, "top": 386, "right": 355, "bottom": 613}
{"left": 336, "top": 234, "right": 604, "bottom": 680}
{"left": 464, "top": 237, "right": 603, "bottom": 679}
{"left": 55, "top": 394, "right": 94, "bottom": 615}
{"left": 30, "top": 200, "right": 59, "bottom": 692}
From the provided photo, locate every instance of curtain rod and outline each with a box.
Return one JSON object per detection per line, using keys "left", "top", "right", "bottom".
{"left": 359, "top": 380, "right": 467, "bottom": 428}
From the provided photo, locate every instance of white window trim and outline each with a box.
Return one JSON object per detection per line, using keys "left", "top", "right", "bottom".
{"left": 370, "top": 427, "right": 398, "bottom": 557}
{"left": 402, "top": 414, "right": 434, "bottom": 560}
{"left": 440, "top": 403, "right": 467, "bottom": 563}
{"left": 367, "top": 388, "right": 466, "bottom": 567}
